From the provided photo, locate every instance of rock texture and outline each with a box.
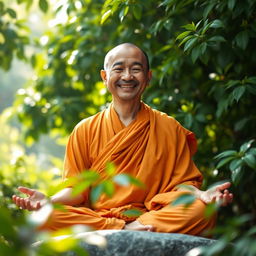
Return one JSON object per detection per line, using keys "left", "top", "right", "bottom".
{"left": 67, "top": 230, "right": 216, "bottom": 256}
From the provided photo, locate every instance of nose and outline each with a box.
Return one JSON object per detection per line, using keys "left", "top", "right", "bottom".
{"left": 122, "top": 69, "right": 134, "bottom": 80}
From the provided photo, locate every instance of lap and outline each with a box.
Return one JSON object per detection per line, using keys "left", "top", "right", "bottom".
{"left": 137, "top": 199, "right": 215, "bottom": 234}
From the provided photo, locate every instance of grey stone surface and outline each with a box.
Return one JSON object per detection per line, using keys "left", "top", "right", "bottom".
{"left": 67, "top": 230, "right": 216, "bottom": 256}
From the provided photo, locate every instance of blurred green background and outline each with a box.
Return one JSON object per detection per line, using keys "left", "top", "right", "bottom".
{"left": 0, "top": 0, "right": 256, "bottom": 255}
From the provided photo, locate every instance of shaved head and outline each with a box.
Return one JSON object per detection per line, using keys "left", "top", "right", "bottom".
{"left": 104, "top": 43, "right": 150, "bottom": 71}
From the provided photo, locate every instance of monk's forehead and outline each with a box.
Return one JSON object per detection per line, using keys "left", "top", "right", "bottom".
{"left": 104, "top": 45, "right": 146, "bottom": 69}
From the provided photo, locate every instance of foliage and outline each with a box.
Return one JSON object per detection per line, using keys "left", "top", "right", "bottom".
{"left": 187, "top": 215, "right": 256, "bottom": 256}
{"left": 0, "top": 0, "right": 28, "bottom": 70}
{"left": 1, "top": 0, "right": 256, "bottom": 255}
{"left": 0, "top": 114, "right": 139, "bottom": 255}
{"left": 0, "top": 0, "right": 49, "bottom": 71}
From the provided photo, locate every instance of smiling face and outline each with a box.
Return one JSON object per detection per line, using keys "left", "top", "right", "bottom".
{"left": 101, "top": 44, "right": 152, "bottom": 103}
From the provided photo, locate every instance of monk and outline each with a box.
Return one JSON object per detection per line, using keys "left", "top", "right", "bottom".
{"left": 12, "top": 43, "right": 233, "bottom": 235}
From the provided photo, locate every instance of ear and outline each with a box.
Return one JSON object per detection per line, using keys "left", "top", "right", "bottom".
{"left": 147, "top": 70, "right": 152, "bottom": 85}
{"left": 100, "top": 70, "right": 107, "bottom": 84}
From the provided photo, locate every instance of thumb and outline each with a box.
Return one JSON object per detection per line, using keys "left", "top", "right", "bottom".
{"left": 18, "top": 186, "right": 35, "bottom": 196}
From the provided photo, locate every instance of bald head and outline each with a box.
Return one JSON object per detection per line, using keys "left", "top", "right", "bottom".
{"left": 103, "top": 43, "right": 150, "bottom": 71}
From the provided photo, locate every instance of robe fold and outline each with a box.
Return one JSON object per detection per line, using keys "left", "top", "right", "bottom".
{"left": 40, "top": 102, "right": 215, "bottom": 235}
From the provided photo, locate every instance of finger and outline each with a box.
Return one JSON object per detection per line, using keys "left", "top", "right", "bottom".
{"left": 18, "top": 186, "right": 35, "bottom": 196}
{"left": 36, "top": 201, "right": 41, "bottom": 210}
{"left": 12, "top": 195, "right": 20, "bottom": 207}
{"left": 222, "top": 194, "right": 228, "bottom": 206}
{"left": 15, "top": 197, "right": 22, "bottom": 208}
{"left": 26, "top": 200, "right": 35, "bottom": 211}
{"left": 19, "top": 198, "right": 27, "bottom": 209}
{"left": 227, "top": 193, "right": 233, "bottom": 203}
{"left": 216, "top": 194, "right": 223, "bottom": 205}
{"left": 12, "top": 195, "right": 17, "bottom": 203}
{"left": 24, "top": 198, "right": 31, "bottom": 209}
{"left": 216, "top": 182, "right": 231, "bottom": 192}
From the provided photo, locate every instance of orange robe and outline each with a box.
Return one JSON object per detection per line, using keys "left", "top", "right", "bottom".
{"left": 40, "top": 102, "right": 215, "bottom": 235}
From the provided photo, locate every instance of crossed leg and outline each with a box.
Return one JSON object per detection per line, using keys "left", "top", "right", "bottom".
{"left": 38, "top": 199, "right": 215, "bottom": 236}
{"left": 38, "top": 205, "right": 126, "bottom": 231}
{"left": 137, "top": 199, "right": 216, "bottom": 236}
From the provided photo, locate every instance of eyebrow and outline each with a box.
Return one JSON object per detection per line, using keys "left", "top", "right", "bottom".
{"left": 112, "top": 61, "right": 143, "bottom": 68}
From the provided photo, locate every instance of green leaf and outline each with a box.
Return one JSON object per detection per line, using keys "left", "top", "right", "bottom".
{"left": 216, "top": 156, "right": 236, "bottom": 169}
{"left": 113, "top": 173, "right": 144, "bottom": 188}
{"left": 39, "top": 0, "right": 48, "bottom": 13}
{"left": 101, "top": 10, "right": 112, "bottom": 24}
{"left": 113, "top": 174, "right": 130, "bottom": 186}
{"left": 191, "top": 44, "right": 201, "bottom": 63}
{"left": 182, "top": 23, "right": 196, "bottom": 31}
{"left": 90, "top": 184, "right": 104, "bottom": 203}
{"left": 231, "top": 167, "right": 243, "bottom": 186}
{"left": 81, "top": 171, "right": 100, "bottom": 183}
{"left": 195, "top": 20, "right": 202, "bottom": 29}
{"left": 232, "top": 86, "right": 246, "bottom": 102}
{"left": 248, "top": 148, "right": 256, "bottom": 156}
{"left": 247, "top": 76, "right": 256, "bottom": 84}
{"left": 203, "top": 3, "right": 215, "bottom": 19}
{"left": 105, "top": 161, "right": 116, "bottom": 176}
{"left": 209, "top": 19, "right": 224, "bottom": 28}
{"left": 72, "top": 180, "right": 91, "bottom": 197}
{"left": 184, "top": 113, "right": 193, "bottom": 127}
{"left": 53, "top": 203, "right": 68, "bottom": 212}
{"left": 128, "top": 175, "right": 145, "bottom": 188}
{"left": 171, "top": 193, "right": 196, "bottom": 207}
{"left": 235, "top": 30, "right": 249, "bottom": 50}
{"left": 122, "top": 209, "right": 142, "bottom": 217}
{"left": 25, "top": 0, "right": 33, "bottom": 10}
{"left": 208, "top": 36, "right": 226, "bottom": 43}
{"left": 178, "top": 35, "right": 193, "bottom": 47}
{"left": 176, "top": 31, "right": 192, "bottom": 40}
{"left": 6, "top": 8, "right": 16, "bottom": 18}
{"left": 240, "top": 139, "right": 255, "bottom": 153}
{"left": 132, "top": 4, "right": 142, "bottom": 20}
{"left": 234, "top": 117, "right": 249, "bottom": 131}
{"left": 203, "top": 240, "right": 227, "bottom": 255}
{"left": 0, "top": 208, "right": 16, "bottom": 238}
{"left": 204, "top": 203, "right": 219, "bottom": 218}
{"left": 190, "top": 41, "right": 207, "bottom": 62}
{"left": 247, "top": 84, "right": 256, "bottom": 95}
{"left": 119, "top": 5, "right": 129, "bottom": 22}
{"left": 102, "top": 180, "right": 115, "bottom": 197}
{"left": 214, "top": 150, "right": 237, "bottom": 159}
{"left": 228, "top": 0, "right": 236, "bottom": 10}
{"left": 199, "top": 42, "right": 207, "bottom": 55}
{"left": 225, "top": 80, "right": 240, "bottom": 89}
{"left": 0, "top": 32, "right": 5, "bottom": 44}
{"left": 201, "top": 22, "right": 212, "bottom": 35}
{"left": 184, "top": 37, "right": 197, "bottom": 52}
{"left": 229, "top": 159, "right": 243, "bottom": 172}
{"left": 243, "top": 154, "right": 256, "bottom": 169}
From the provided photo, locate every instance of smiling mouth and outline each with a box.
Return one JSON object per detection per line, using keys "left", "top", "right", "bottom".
{"left": 116, "top": 81, "right": 138, "bottom": 88}
{"left": 118, "top": 84, "right": 137, "bottom": 88}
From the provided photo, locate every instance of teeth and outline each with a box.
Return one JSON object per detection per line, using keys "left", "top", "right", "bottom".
{"left": 120, "top": 85, "right": 136, "bottom": 88}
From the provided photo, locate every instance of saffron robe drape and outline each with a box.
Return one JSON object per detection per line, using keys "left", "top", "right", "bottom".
{"left": 40, "top": 102, "right": 215, "bottom": 235}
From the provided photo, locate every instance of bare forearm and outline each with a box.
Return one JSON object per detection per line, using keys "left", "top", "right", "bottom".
{"left": 50, "top": 187, "right": 85, "bottom": 206}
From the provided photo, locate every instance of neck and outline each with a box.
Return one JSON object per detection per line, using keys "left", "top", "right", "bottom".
{"left": 112, "top": 99, "right": 141, "bottom": 126}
